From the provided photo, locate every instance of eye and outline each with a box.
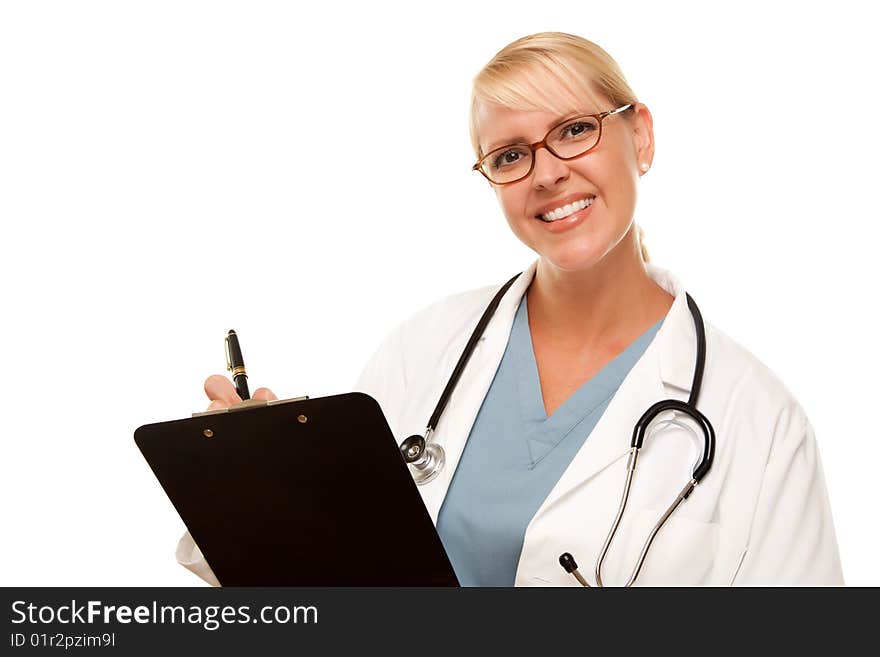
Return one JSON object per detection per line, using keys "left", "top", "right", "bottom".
{"left": 490, "top": 146, "right": 530, "bottom": 171}
{"left": 559, "top": 119, "right": 598, "bottom": 140}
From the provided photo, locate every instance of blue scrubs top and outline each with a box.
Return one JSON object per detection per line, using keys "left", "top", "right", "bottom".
{"left": 436, "top": 293, "right": 663, "bottom": 586}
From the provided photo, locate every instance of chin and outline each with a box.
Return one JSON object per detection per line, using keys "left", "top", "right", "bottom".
{"left": 538, "top": 224, "right": 635, "bottom": 273}
{"left": 509, "top": 214, "right": 627, "bottom": 273}
{"left": 535, "top": 243, "right": 608, "bottom": 273}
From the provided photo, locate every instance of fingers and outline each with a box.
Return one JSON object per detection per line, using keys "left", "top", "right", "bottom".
{"left": 252, "top": 387, "right": 278, "bottom": 402}
{"left": 204, "top": 374, "right": 242, "bottom": 408}
{"left": 203, "top": 375, "right": 276, "bottom": 413}
{"left": 206, "top": 399, "right": 231, "bottom": 411}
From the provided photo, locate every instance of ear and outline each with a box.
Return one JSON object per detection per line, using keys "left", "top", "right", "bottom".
{"left": 630, "top": 103, "right": 655, "bottom": 172}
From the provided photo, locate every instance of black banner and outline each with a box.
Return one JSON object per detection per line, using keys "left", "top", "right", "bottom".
{"left": 1, "top": 587, "right": 872, "bottom": 653}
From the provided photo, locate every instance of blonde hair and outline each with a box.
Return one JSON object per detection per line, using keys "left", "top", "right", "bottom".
{"left": 470, "top": 32, "right": 650, "bottom": 262}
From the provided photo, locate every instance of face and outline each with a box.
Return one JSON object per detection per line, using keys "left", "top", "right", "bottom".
{"left": 474, "top": 95, "right": 654, "bottom": 274}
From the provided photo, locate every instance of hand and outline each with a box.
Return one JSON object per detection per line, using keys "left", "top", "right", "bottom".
{"left": 203, "top": 374, "right": 278, "bottom": 411}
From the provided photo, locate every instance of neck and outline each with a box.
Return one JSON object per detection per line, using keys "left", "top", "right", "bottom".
{"left": 526, "top": 230, "right": 673, "bottom": 354}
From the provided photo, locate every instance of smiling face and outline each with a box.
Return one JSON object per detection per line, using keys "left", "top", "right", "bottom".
{"left": 474, "top": 94, "right": 654, "bottom": 274}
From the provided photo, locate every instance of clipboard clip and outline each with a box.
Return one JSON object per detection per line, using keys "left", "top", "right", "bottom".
{"left": 192, "top": 395, "right": 310, "bottom": 418}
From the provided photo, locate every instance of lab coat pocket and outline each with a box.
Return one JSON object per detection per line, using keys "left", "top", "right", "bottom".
{"left": 611, "top": 508, "right": 720, "bottom": 586}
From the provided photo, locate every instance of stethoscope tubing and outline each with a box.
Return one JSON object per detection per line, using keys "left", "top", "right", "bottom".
{"left": 399, "top": 272, "right": 717, "bottom": 587}
{"left": 425, "top": 272, "right": 521, "bottom": 434}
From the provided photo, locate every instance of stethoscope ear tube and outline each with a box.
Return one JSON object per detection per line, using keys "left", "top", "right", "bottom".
{"left": 690, "top": 406, "right": 715, "bottom": 483}
{"left": 559, "top": 553, "right": 591, "bottom": 587}
{"left": 561, "top": 293, "right": 715, "bottom": 587}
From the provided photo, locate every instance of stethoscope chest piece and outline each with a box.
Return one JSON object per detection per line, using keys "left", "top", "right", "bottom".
{"left": 400, "top": 432, "right": 445, "bottom": 485}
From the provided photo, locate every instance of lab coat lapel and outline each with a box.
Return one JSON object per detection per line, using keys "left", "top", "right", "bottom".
{"left": 418, "top": 261, "right": 696, "bottom": 525}
{"left": 419, "top": 261, "right": 538, "bottom": 523}
{"left": 529, "top": 264, "right": 697, "bottom": 521}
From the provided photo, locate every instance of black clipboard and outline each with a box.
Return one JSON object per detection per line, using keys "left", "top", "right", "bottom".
{"left": 135, "top": 392, "right": 459, "bottom": 586}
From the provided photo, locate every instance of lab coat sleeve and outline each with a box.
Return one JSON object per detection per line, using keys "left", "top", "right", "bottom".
{"left": 351, "top": 319, "right": 409, "bottom": 440}
{"left": 732, "top": 403, "right": 844, "bottom": 585}
{"left": 175, "top": 530, "right": 220, "bottom": 587}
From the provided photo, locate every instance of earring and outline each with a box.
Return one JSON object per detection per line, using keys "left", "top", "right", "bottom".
{"left": 640, "top": 163, "right": 650, "bottom": 172}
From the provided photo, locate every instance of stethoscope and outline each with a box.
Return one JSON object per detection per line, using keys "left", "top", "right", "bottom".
{"left": 398, "top": 272, "right": 716, "bottom": 587}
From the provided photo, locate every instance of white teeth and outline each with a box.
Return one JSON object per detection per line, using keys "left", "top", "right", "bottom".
{"left": 540, "top": 196, "right": 594, "bottom": 222}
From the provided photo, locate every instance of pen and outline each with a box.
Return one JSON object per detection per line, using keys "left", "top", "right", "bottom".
{"left": 224, "top": 329, "right": 251, "bottom": 400}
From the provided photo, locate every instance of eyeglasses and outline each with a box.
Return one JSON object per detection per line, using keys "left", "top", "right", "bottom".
{"left": 472, "top": 104, "right": 634, "bottom": 185}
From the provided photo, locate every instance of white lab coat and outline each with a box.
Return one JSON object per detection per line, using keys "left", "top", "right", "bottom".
{"left": 177, "top": 259, "right": 844, "bottom": 586}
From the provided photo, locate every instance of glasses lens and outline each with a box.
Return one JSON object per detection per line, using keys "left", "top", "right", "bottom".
{"left": 481, "top": 145, "right": 533, "bottom": 184}
{"left": 547, "top": 116, "right": 601, "bottom": 158}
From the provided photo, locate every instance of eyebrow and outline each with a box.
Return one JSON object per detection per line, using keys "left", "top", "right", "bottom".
{"left": 485, "top": 136, "right": 529, "bottom": 153}
{"left": 483, "top": 110, "right": 598, "bottom": 153}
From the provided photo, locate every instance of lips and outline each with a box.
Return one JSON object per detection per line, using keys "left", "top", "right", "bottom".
{"left": 534, "top": 194, "right": 597, "bottom": 222}
{"left": 532, "top": 198, "right": 595, "bottom": 233}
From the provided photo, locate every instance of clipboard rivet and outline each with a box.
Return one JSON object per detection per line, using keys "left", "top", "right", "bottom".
{"left": 203, "top": 429, "right": 214, "bottom": 438}
{"left": 297, "top": 414, "right": 308, "bottom": 423}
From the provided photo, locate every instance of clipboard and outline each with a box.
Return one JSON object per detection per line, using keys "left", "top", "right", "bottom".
{"left": 135, "top": 392, "right": 459, "bottom": 586}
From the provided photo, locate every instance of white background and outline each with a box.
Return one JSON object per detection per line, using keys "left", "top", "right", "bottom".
{"left": 1, "top": 0, "right": 877, "bottom": 586}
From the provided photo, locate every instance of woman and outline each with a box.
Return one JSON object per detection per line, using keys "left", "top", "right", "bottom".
{"left": 178, "top": 32, "right": 843, "bottom": 586}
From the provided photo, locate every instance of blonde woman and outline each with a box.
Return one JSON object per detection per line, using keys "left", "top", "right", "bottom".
{"left": 183, "top": 32, "right": 843, "bottom": 586}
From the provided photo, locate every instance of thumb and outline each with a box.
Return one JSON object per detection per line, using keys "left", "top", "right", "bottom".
{"left": 204, "top": 374, "right": 242, "bottom": 405}
{"left": 252, "top": 387, "right": 278, "bottom": 402}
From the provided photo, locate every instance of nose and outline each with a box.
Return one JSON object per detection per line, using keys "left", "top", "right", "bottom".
{"left": 531, "top": 146, "right": 569, "bottom": 190}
